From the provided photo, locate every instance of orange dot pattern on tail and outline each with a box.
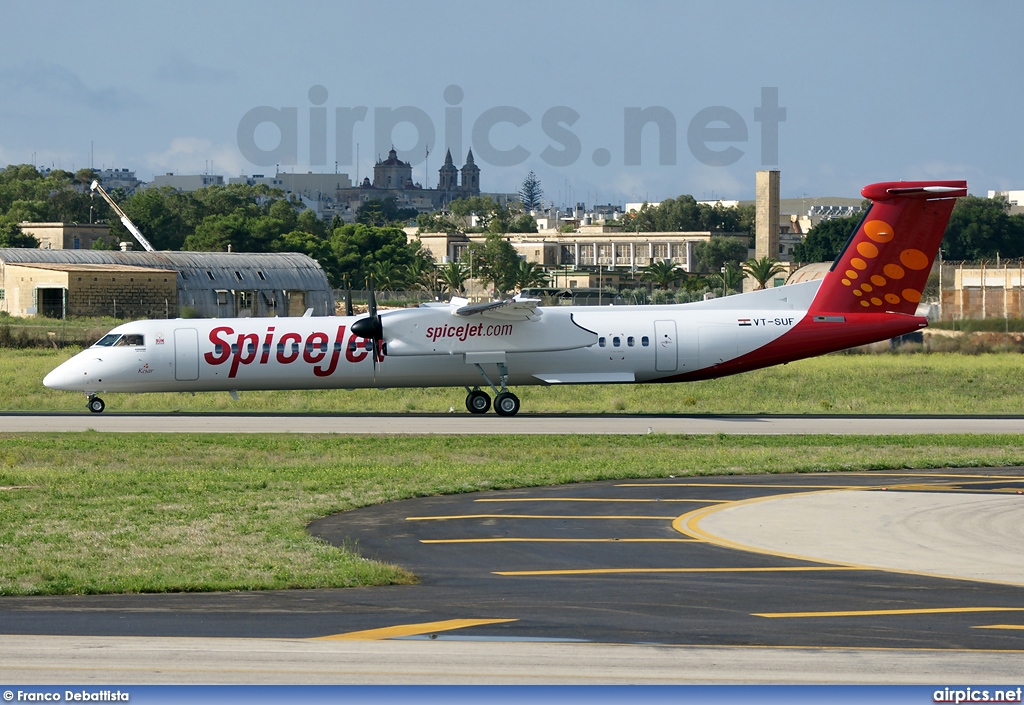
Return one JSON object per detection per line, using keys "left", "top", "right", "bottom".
{"left": 838, "top": 219, "right": 924, "bottom": 308}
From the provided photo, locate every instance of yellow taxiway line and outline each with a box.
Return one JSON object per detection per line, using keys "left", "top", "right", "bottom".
{"left": 421, "top": 538, "right": 698, "bottom": 544}
{"left": 314, "top": 618, "right": 518, "bottom": 641}
{"left": 407, "top": 514, "right": 678, "bottom": 521}
{"left": 495, "top": 566, "right": 854, "bottom": 577}
{"left": 473, "top": 498, "right": 728, "bottom": 503}
{"left": 973, "top": 624, "right": 1024, "bottom": 630}
{"left": 755, "top": 607, "right": 1024, "bottom": 619}
{"left": 619, "top": 483, "right": 876, "bottom": 489}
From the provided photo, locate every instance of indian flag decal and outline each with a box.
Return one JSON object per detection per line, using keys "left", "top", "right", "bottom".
{"left": 738, "top": 318, "right": 752, "bottom": 326}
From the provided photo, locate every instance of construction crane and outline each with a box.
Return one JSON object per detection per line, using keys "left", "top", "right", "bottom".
{"left": 89, "top": 180, "right": 156, "bottom": 252}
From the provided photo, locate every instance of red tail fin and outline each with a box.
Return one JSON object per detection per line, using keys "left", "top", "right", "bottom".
{"left": 809, "top": 180, "right": 967, "bottom": 315}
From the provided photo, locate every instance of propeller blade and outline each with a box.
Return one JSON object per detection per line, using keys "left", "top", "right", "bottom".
{"left": 349, "top": 276, "right": 383, "bottom": 381}
{"left": 366, "top": 276, "right": 377, "bottom": 319}
{"left": 343, "top": 277, "right": 353, "bottom": 317}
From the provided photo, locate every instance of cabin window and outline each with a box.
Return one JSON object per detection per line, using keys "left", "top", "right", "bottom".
{"left": 95, "top": 333, "right": 121, "bottom": 347}
{"left": 612, "top": 336, "right": 621, "bottom": 348}
{"left": 641, "top": 336, "right": 650, "bottom": 347}
{"left": 598, "top": 337, "right": 606, "bottom": 347}
{"left": 627, "top": 336, "right": 635, "bottom": 347}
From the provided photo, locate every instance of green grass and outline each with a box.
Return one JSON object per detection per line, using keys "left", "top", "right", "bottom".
{"left": 1, "top": 433, "right": 1024, "bottom": 596}
{"left": 7, "top": 347, "right": 1024, "bottom": 414}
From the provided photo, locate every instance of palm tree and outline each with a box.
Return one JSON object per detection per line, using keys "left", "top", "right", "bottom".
{"left": 511, "top": 260, "right": 549, "bottom": 292}
{"left": 404, "top": 257, "right": 436, "bottom": 298}
{"left": 437, "top": 261, "right": 469, "bottom": 296}
{"left": 641, "top": 259, "right": 684, "bottom": 290}
{"left": 742, "top": 256, "right": 786, "bottom": 290}
{"left": 712, "top": 262, "right": 745, "bottom": 296}
{"left": 367, "top": 260, "right": 406, "bottom": 293}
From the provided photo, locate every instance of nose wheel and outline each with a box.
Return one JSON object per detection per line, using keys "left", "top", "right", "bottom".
{"left": 87, "top": 395, "right": 105, "bottom": 413}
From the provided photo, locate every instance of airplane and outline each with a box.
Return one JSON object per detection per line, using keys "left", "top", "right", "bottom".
{"left": 43, "top": 179, "right": 967, "bottom": 416}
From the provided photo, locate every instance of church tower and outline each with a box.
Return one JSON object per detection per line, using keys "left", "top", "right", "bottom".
{"left": 438, "top": 149, "right": 458, "bottom": 191}
{"left": 460, "top": 149, "right": 480, "bottom": 196}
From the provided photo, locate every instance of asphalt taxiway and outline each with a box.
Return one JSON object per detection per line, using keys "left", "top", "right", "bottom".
{"left": 2, "top": 468, "right": 1023, "bottom": 683}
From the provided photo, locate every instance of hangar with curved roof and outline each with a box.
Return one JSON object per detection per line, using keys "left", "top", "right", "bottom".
{"left": 0, "top": 249, "right": 334, "bottom": 319}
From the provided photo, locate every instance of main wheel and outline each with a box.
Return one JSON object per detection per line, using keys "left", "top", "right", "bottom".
{"left": 494, "top": 391, "right": 521, "bottom": 417}
{"left": 87, "top": 397, "right": 105, "bottom": 414}
{"left": 466, "top": 390, "right": 491, "bottom": 414}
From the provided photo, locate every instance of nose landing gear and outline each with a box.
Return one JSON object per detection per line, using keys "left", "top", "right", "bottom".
{"left": 87, "top": 395, "right": 105, "bottom": 413}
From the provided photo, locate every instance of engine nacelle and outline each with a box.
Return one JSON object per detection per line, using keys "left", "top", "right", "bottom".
{"left": 381, "top": 307, "right": 597, "bottom": 357}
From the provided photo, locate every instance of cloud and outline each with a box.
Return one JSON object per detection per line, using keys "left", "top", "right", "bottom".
{"left": 142, "top": 137, "right": 249, "bottom": 179}
{"left": 0, "top": 61, "right": 148, "bottom": 113}
{"left": 155, "top": 55, "right": 236, "bottom": 85}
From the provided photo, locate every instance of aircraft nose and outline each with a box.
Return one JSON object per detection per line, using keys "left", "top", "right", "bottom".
{"left": 43, "top": 357, "right": 93, "bottom": 391}
{"left": 43, "top": 362, "right": 77, "bottom": 390}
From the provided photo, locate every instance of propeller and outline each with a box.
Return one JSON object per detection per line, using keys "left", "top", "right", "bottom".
{"left": 350, "top": 276, "right": 384, "bottom": 378}
{"left": 343, "top": 277, "right": 354, "bottom": 317}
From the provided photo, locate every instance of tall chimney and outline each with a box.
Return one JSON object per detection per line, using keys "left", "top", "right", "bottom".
{"left": 755, "top": 170, "right": 780, "bottom": 260}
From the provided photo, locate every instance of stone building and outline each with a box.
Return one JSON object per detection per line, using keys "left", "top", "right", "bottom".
{"left": 0, "top": 249, "right": 333, "bottom": 319}
{"left": 20, "top": 222, "right": 118, "bottom": 251}
{"left": 0, "top": 261, "right": 177, "bottom": 318}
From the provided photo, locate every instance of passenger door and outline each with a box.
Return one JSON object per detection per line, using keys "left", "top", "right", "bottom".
{"left": 174, "top": 328, "right": 200, "bottom": 381}
{"left": 654, "top": 320, "right": 678, "bottom": 372}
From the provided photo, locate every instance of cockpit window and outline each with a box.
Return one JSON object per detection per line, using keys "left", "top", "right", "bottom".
{"left": 116, "top": 334, "right": 145, "bottom": 346}
{"left": 95, "top": 334, "right": 121, "bottom": 347}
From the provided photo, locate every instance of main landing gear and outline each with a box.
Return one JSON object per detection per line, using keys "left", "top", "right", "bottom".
{"left": 87, "top": 395, "right": 105, "bottom": 413}
{"left": 465, "top": 362, "right": 521, "bottom": 416}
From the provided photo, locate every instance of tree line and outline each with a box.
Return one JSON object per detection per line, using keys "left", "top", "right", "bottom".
{"left": 793, "top": 196, "right": 1024, "bottom": 264}
{"left": 3, "top": 164, "right": 1020, "bottom": 297}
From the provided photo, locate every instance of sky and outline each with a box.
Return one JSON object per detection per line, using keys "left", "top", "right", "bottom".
{"left": 1, "top": 0, "right": 1021, "bottom": 206}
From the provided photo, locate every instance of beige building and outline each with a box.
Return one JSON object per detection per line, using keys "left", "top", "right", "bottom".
{"left": 1, "top": 263, "right": 177, "bottom": 318}
{"left": 942, "top": 263, "right": 1024, "bottom": 320}
{"left": 409, "top": 227, "right": 722, "bottom": 274}
{"left": 0, "top": 250, "right": 334, "bottom": 319}
{"left": 20, "top": 223, "right": 117, "bottom": 250}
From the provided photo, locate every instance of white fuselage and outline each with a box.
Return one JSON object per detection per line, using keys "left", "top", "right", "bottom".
{"left": 44, "top": 282, "right": 828, "bottom": 396}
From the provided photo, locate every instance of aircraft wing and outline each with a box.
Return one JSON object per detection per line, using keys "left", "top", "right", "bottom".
{"left": 454, "top": 298, "right": 542, "bottom": 321}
